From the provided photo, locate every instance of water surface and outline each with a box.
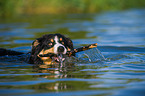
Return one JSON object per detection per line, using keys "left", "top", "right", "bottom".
{"left": 0, "top": 9, "right": 145, "bottom": 96}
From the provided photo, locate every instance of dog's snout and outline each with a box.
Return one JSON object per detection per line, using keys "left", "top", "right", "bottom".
{"left": 57, "top": 46, "right": 64, "bottom": 53}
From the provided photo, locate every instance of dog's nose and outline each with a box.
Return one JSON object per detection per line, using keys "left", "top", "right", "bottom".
{"left": 57, "top": 46, "right": 64, "bottom": 53}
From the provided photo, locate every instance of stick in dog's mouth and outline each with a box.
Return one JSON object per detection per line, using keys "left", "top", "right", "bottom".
{"left": 66, "top": 43, "right": 98, "bottom": 56}
{"left": 39, "top": 43, "right": 98, "bottom": 62}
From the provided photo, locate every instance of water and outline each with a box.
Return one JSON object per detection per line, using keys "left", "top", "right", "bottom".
{"left": 0, "top": 9, "right": 145, "bottom": 96}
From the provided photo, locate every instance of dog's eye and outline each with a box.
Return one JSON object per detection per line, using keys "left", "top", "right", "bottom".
{"left": 59, "top": 40, "right": 64, "bottom": 45}
{"left": 61, "top": 42, "right": 64, "bottom": 45}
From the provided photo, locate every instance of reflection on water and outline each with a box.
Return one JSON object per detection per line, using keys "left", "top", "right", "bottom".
{"left": 0, "top": 9, "right": 145, "bottom": 96}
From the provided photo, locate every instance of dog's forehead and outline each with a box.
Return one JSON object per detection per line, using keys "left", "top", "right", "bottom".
{"left": 54, "top": 36, "right": 58, "bottom": 42}
{"left": 44, "top": 35, "right": 59, "bottom": 42}
{"left": 54, "top": 35, "right": 64, "bottom": 42}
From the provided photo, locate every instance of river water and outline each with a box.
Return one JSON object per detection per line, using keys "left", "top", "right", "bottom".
{"left": 0, "top": 9, "right": 145, "bottom": 96}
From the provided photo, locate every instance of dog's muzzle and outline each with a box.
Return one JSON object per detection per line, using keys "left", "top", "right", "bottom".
{"left": 54, "top": 44, "right": 67, "bottom": 54}
{"left": 57, "top": 46, "right": 65, "bottom": 53}
{"left": 39, "top": 45, "right": 67, "bottom": 63}
{"left": 55, "top": 46, "right": 66, "bottom": 62}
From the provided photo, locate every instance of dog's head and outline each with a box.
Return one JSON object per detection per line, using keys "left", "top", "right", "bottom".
{"left": 29, "top": 34, "right": 74, "bottom": 64}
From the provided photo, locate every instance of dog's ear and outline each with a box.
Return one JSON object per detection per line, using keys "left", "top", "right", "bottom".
{"left": 32, "top": 34, "right": 49, "bottom": 48}
{"left": 32, "top": 40, "right": 40, "bottom": 47}
{"left": 30, "top": 37, "right": 44, "bottom": 64}
{"left": 31, "top": 37, "right": 44, "bottom": 56}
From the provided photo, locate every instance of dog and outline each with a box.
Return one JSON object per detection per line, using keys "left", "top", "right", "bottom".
{"left": 0, "top": 33, "right": 98, "bottom": 65}
{"left": 29, "top": 33, "right": 75, "bottom": 64}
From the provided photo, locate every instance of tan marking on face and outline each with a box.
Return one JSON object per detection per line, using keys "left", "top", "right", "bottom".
{"left": 43, "top": 47, "right": 54, "bottom": 54}
{"left": 37, "top": 47, "right": 55, "bottom": 65}
{"left": 40, "top": 57, "right": 52, "bottom": 65}
{"left": 51, "top": 39, "right": 54, "bottom": 42}
{"left": 39, "top": 49, "right": 44, "bottom": 55}
{"left": 41, "top": 57, "right": 50, "bottom": 60}
{"left": 62, "top": 42, "right": 64, "bottom": 44}
{"left": 33, "top": 40, "right": 39, "bottom": 47}
{"left": 38, "top": 47, "right": 54, "bottom": 57}
{"left": 67, "top": 47, "right": 71, "bottom": 51}
{"left": 60, "top": 38, "right": 62, "bottom": 41}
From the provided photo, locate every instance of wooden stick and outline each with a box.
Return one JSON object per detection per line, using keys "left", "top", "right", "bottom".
{"left": 39, "top": 43, "right": 98, "bottom": 57}
{"left": 67, "top": 43, "right": 98, "bottom": 56}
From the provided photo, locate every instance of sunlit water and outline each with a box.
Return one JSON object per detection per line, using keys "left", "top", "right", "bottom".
{"left": 0, "top": 9, "right": 145, "bottom": 96}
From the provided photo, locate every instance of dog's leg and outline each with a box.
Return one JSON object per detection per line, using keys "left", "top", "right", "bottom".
{"left": 67, "top": 43, "right": 98, "bottom": 56}
{"left": 0, "top": 48, "right": 24, "bottom": 56}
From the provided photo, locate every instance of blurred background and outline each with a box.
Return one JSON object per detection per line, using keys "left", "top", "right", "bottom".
{"left": 0, "top": 0, "right": 145, "bottom": 16}
{"left": 0, "top": 0, "right": 145, "bottom": 48}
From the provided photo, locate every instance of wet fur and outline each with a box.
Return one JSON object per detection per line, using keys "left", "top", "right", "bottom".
{"left": 29, "top": 33, "right": 74, "bottom": 64}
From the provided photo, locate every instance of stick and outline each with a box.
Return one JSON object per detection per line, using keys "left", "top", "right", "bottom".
{"left": 67, "top": 43, "right": 98, "bottom": 56}
{"left": 39, "top": 43, "right": 98, "bottom": 57}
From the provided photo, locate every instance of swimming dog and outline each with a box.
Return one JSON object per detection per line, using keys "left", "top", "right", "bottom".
{"left": 0, "top": 33, "right": 98, "bottom": 64}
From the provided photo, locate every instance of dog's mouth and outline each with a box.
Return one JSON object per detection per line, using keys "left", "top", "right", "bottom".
{"left": 52, "top": 54, "right": 65, "bottom": 62}
{"left": 39, "top": 53, "right": 66, "bottom": 63}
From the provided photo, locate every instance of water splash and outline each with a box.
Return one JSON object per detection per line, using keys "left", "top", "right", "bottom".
{"left": 76, "top": 48, "right": 106, "bottom": 62}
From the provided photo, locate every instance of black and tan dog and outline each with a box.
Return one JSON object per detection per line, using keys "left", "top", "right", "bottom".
{"left": 0, "top": 33, "right": 97, "bottom": 65}
{"left": 29, "top": 33, "right": 75, "bottom": 64}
